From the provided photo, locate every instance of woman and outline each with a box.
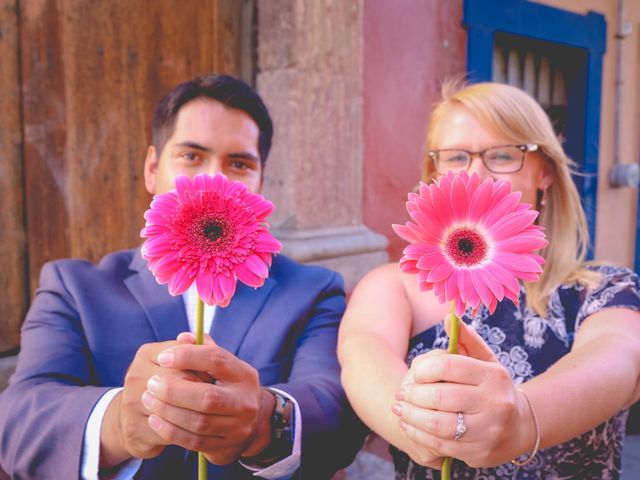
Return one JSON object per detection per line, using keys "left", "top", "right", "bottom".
{"left": 338, "top": 82, "right": 640, "bottom": 479}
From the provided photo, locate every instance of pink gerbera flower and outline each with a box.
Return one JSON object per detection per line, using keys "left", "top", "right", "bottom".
{"left": 141, "top": 173, "right": 282, "bottom": 307}
{"left": 393, "top": 171, "right": 547, "bottom": 317}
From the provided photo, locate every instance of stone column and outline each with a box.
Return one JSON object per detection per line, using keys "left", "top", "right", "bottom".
{"left": 257, "top": 0, "right": 387, "bottom": 290}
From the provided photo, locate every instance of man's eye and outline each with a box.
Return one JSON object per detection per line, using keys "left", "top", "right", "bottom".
{"left": 181, "top": 152, "right": 199, "bottom": 162}
{"left": 231, "top": 160, "right": 248, "bottom": 170}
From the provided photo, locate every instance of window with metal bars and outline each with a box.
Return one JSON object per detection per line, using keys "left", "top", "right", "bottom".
{"left": 463, "top": 0, "right": 606, "bottom": 256}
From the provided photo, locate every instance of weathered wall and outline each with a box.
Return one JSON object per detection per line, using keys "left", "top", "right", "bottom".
{"left": 362, "top": 0, "right": 467, "bottom": 261}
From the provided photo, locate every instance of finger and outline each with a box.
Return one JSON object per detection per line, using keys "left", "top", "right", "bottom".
{"left": 401, "top": 382, "right": 481, "bottom": 413}
{"left": 393, "top": 402, "right": 464, "bottom": 441}
{"left": 444, "top": 315, "right": 498, "bottom": 363}
{"left": 174, "top": 332, "right": 217, "bottom": 346}
{"left": 142, "top": 390, "right": 238, "bottom": 436}
{"left": 410, "top": 353, "right": 489, "bottom": 385}
{"left": 402, "top": 349, "right": 447, "bottom": 387}
{"left": 138, "top": 340, "right": 180, "bottom": 362}
{"left": 146, "top": 375, "right": 239, "bottom": 414}
{"left": 401, "top": 421, "right": 474, "bottom": 460}
{"left": 147, "top": 413, "right": 231, "bottom": 455}
{"left": 157, "top": 345, "right": 245, "bottom": 381}
{"left": 176, "top": 332, "right": 196, "bottom": 344}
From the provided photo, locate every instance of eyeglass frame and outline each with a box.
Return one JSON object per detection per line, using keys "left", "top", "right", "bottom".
{"left": 428, "top": 143, "right": 539, "bottom": 174}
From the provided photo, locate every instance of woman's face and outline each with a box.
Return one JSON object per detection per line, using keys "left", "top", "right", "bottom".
{"left": 431, "top": 106, "right": 552, "bottom": 207}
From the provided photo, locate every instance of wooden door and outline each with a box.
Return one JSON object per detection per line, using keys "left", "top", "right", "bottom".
{"left": 0, "top": 0, "right": 253, "bottom": 353}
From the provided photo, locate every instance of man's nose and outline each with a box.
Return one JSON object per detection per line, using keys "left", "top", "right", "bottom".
{"left": 205, "top": 158, "right": 223, "bottom": 176}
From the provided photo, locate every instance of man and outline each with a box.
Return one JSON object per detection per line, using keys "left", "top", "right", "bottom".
{"left": 0, "top": 74, "right": 366, "bottom": 479}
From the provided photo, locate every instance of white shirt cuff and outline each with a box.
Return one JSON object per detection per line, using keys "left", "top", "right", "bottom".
{"left": 81, "top": 388, "right": 142, "bottom": 480}
{"left": 240, "top": 388, "right": 302, "bottom": 479}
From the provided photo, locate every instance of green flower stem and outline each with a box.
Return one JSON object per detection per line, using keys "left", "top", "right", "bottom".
{"left": 196, "top": 297, "right": 207, "bottom": 480}
{"left": 442, "top": 456, "right": 452, "bottom": 479}
{"left": 442, "top": 300, "right": 460, "bottom": 480}
{"left": 199, "top": 452, "right": 207, "bottom": 480}
{"left": 196, "top": 297, "right": 204, "bottom": 345}
{"left": 448, "top": 301, "right": 459, "bottom": 355}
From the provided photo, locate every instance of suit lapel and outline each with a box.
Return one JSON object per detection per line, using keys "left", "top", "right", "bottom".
{"left": 211, "top": 277, "right": 277, "bottom": 354}
{"left": 124, "top": 249, "right": 190, "bottom": 341}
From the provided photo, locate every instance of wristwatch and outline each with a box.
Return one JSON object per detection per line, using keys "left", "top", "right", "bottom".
{"left": 242, "top": 388, "right": 294, "bottom": 467}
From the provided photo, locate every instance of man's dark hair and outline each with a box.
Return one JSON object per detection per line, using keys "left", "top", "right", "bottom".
{"left": 152, "top": 74, "right": 273, "bottom": 164}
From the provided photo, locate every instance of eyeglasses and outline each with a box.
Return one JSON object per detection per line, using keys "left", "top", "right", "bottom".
{"left": 428, "top": 144, "right": 539, "bottom": 174}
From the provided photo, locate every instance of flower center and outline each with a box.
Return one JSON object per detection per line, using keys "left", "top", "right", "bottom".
{"left": 203, "top": 221, "right": 225, "bottom": 241}
{"left": 445, "top": 227, "right": 487, "bottom": 266}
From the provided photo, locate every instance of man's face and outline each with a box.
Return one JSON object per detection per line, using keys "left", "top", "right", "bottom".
{"left": 144, "top": 97, "right": 262, "bottom": 195}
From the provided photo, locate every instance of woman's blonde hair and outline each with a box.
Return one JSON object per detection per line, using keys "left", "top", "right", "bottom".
{"left": 422, "top": 81, "right": 599, "bottom": 316}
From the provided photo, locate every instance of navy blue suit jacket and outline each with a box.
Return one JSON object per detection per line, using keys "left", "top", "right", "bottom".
{"left": 0, "top": 249, "right": 366, "bottom": 479}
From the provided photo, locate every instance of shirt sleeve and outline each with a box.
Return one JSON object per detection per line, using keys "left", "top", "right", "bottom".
{"left": 577, "top": 266, "right": 640, "bottom": 329}
{"left": 240, "top": 388, "right": 302, "bottom": 479}
{"left": 81, "top": 388, "right": 142, "bottom": 480}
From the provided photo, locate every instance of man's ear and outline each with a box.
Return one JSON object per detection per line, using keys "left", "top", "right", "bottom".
{"left": 143, "top": 146, "right": 158, "bottom": 195}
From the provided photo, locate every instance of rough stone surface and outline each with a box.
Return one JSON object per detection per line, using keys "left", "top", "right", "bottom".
{"left": 257, "top": 0, "right": 387, "bottom": 284}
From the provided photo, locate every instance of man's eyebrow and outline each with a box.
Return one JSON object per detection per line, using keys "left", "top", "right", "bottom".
{"left": 173, "top": 142, "right": 258, "bottom": 162}
{"left": 228, "top": 152, "right": 260, "bottom": 162}
{"left": 173, "top": 141, "right": 212, "bottom": 153}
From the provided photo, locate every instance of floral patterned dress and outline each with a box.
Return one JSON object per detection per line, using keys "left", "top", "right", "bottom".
{"left": 391, "top": 266, "right": 640, "bottom": 480}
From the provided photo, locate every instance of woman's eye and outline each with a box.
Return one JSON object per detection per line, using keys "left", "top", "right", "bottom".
{"left": 487, "top": 148, "right": 518, "bottom": 162}
{"left": 445, "top": 153, "right": 468, "bottom": 164}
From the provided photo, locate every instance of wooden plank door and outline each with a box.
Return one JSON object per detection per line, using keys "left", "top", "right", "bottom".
{"left": 0, "top": 0, "right": 252, "bottom": 353}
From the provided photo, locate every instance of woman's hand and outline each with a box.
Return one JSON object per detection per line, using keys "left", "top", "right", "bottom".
{"left": 392, "top": 317, "right": 533, "bottom": 468}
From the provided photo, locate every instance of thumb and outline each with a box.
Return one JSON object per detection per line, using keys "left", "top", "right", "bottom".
{"left": 444, "top": 314, "right": 498, "bottom": 363}
{"left": 175, "top": 332, "right": 217, "bottom": 346}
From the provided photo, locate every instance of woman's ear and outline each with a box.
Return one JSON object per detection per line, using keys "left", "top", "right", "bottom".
{"left": 537, "top": 167, "right": 553, "bottom": 191}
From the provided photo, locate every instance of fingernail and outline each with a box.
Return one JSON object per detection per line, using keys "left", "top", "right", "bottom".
{"left": 157, "top": 350, "right": 174, "bottom": 366}
{"left": 399, "top": 420, "right": 407, "bottom": 430}
{"left": 176, "top": 332, "right": 194, "bottom": 342}
{"left": 391, "top": 403, "right": 403, "bottom": 416}
{"left": 396, "top": 389, "right": 405, "bottom": 401}
{"left": 148, "top": 415, "right": 162, "bottom": 430}
{"left": 147, "top": 375, "right": 160, "bottom": 393}
{"left": 141, "top": 390, "right": 154, "bottom": 409}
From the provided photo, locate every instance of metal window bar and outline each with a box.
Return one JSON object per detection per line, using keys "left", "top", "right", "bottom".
{"left": 492, "top": 37, "right": 568, "bottom": 142}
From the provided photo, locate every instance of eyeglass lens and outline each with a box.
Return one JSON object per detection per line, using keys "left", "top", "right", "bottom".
{"left": 434, "top": 146, "right": 525, "bottom": 173}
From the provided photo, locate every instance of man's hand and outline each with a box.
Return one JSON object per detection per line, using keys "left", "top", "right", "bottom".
{"left": 100, "top": 339, "right": 202, "bottom": 466}
{"left": 141, "top": 333, "right": 274, "bottom": 465}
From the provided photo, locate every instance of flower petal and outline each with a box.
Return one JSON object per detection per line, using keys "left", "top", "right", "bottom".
{"left": 493, "top": 252, "right": 543, "bottom": 273}
{"left": 468, "top": 178, "right": 493, "bottom": 222}
{"left": 483, "top": 191, "right": 521, "bottom": 227}
{"left": 168, "top": 269, "right": 194, "bottom": 296}
{"left": 236, "top": 263, "right": 264, "bottom": 287}
{"left": 489, "top": 210, "right": 539, "bottom": 240}
{"left": 486, "top": 264, "right": 520, "bottom": 301}
{"left": 450, "top": 174, "right": 468, "bottom": 221}
{"left": 496, "top": 234, "right": 548, "bottom": 252}
{"left": 219, "top": 273, "right": 238, "bottom": 301}
{"left": 426, "top": 261, "right": 454, "bottom": 283}
{"left": 242, "top": 254, "right": 270, "bottom": 278}
{"left": 254, "top": 231, "right": 283, "bottom": 253}
{"left": 444, "top": 269, "right": 459, "bottom": 303}
{"left": 470, "top": 269, "right": 494, "bottom": 311}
